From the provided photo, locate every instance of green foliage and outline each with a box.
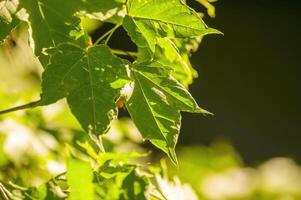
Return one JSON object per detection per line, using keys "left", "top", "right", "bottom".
{"left": 123, "top": 0, "right": 220, "bottom": 53}
{"left": 154, "top": 38, "right": 197, "bottom": 87}
{"left": 40, "top": 44, "right": 131, "bottom": 135}
{"left": 126, "top": 62, "right": 210, "bottom": 164}
{"left": 0, "top": 0, "right": 227, "bottom": 199}
{"left": 0, "top": 0, "right": 221, "bottom": 162}
{"left": 20, "top": 0, "right": 86, "bottom": 57}
{"left": 1, "top": 3, "right": 301, "bottom": 197}
{"left": 67, "top": 157, "right": 94, "bottom": 200}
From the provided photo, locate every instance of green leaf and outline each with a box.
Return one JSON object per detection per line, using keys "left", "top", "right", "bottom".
{"left": 40, "top": 44, "right": 131, "bottom": 135}
{"left": 77, "top": 140, "right": 147, "bottom": 166}
{"left": 95, "top": 179, "right": 121, "bottom": 200}
{"left": 94, "top": 164, "right": 148, "bottom": 200}
{"left": 154, "top": 38, "right": 197, "bottom": 87}
{"left": 67, "top": 157, "right": 94, "bottom": 200}
{"left": 94, "top": 157, "right": 148, "bottom": 200}
{"left": 125, "top": 62, "right": 211, "bottom": 164}
{"left": 0, "top": 0, "right": 21, "bottom": 44}
{"left": 20, "top": 0, "right": 87, "bottom": 56}
{"left": 123, "top": 0, "right": 221, "bottom": 52}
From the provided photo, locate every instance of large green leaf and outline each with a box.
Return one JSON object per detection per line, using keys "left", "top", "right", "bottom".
{"left": 125, "top": 62, "right": 210, "bottom": 164}
{"left": 123, "top": 0, "right": 221, "bottom": 52}
{"left": 20, "top": 0, "right": 86, "bottom": 57}
{"left": 0, "top": 0, "right": 21, "bottom": 44}
{"left": 40, "top": 44, "right": 131, "bottom": 135}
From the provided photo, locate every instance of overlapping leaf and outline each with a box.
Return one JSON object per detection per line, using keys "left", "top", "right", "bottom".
{"left": 0, "top": 0, "right": 220, "bottom": 164}
{"left": 79, "top": 142, "right": 149, "bottom": 200}
{"left": 123, "top": 0, "right": 221, "bottom": 52}
{"left": 154, "top": 38, "right": 198, "bottom": 87}
{"left": 126, "top": 62, "right": 210, "bottom": 164}
{"left": 20, "top": 0, "right": 87, "bottom": 57}
{"left": 40, "top": 44, "right": 131, "bottom": 135}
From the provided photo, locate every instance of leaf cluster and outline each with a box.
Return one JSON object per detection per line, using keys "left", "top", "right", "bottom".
{"left": 0, "top": 0, "right": 220, "bottom": 164}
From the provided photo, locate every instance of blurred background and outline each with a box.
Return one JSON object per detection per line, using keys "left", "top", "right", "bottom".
{"left": 181, "top": 0, "right": 301, "bottom": 164}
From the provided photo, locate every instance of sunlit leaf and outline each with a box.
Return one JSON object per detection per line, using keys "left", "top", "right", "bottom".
{"left": 154, "top": 38, "right": 197, "bottom": 87}
{"left": 126, "top": 62, "right": 210, "bottom": 164}
{"left": 123, "top": 0, "right": 221, "bottom": 52}
{"left": 67, "top": 157, "right": 94, "bottom": 200}
{"left": 40, "top": 44, "right": 131, "bottom": 135}
{"left": 20, "top": 0, "right": 87, "bottom": 56}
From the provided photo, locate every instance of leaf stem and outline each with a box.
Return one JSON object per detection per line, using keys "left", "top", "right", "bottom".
{"left": 54, "top": 171, "right": 67, "bottom": 180}
{"left": 104, "top": 23, "right": 121, "bottom": 45}
{"left": 0, "top": 100, "right": 41, "bottom": 115}
{"left": 111, "top": 48, "right": 137, "bottom": 58}
{"left": 94, "top": 23, "right": 121, "bottom": 45}
{"left": 8, "top": 182, "right": 27, "bottom": 191}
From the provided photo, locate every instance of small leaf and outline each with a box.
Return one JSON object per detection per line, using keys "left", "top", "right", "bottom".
{"left": 40, "top": 44, "right": 131, "bottom": 135}
{"left": 126, "top": 62, "right": 209, "bottom": 164}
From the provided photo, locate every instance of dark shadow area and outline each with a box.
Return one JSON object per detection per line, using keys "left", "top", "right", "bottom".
{"left": 181, "top": 0, "right": 301, "bottom": 164}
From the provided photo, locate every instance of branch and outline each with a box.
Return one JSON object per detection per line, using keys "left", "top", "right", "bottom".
{"left": 0, "top": 100, "right": 41, "bottom": 115}
{"left": 104, "top": 24, "right": 121, "bottom": 45}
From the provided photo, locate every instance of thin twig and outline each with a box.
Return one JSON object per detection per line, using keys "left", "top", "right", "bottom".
{"left": 8, "top": 182, "right": 27, "bottom": 191}
{"left": 94, "top": 30, "right": 113, "bottom": 45}
{"left": 111, "top": 48, "right": 137, "bottom": 58}
{"left": 0, "top": 182, "right": 11, "bottom": 200}
{"left": 94, "top": 24, "right": 121, "bottom": 45}
{"left": 0, "top": 100, "right": 41, "bottom": 115}
{"left": 104, "top": 24, "right": 121, "bottom": 45}
{"left": 54, "top": 171, "right": 67, "bottom": 180}
{"left": 0, "top": 186, "right": 9, "bottom": 200}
